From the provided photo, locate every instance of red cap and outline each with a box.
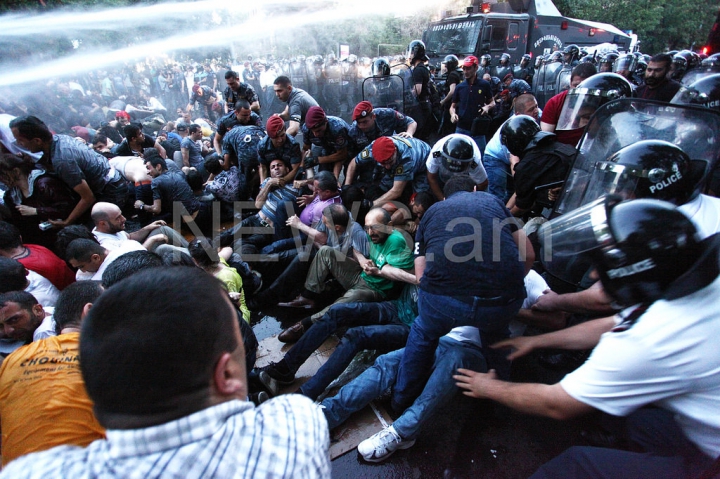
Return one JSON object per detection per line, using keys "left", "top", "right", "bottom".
{"left": 305, "top": 106, "right": 327, "bottom": 129}
{"left": 372, "top": 136, "right": 396, "bottom": 163}
{"left": 266, "top": 115, "right": 285, "bottom": 138}
{"left": 352, "top": 101, "right": 374, "bottom": 121}
{"left": 463, "top": 56, "right": 479, "bottom": 67}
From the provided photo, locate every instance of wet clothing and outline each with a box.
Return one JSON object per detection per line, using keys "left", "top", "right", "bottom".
{"left": 223, "top": 81, "right": 259, "bottom": 111}
{"left": 151, "top": 170, "right": 201, "bottom": 217}
{"left": 215, "top": 111, "right": 262, "bottom": 137}
{"left": 347, "top": 108, "right": 415, "bottom": 155}
{"left": 180, "top": 137, "right": 204, "bottom": 169}
{"left": 257, "top": 134, "right": 302, "bottom": 169}
{"left": 286, "top": 88, "right": 319, "bottom": 125}
{"left": 354, "top": 136, "right": 431, "bottom": 196}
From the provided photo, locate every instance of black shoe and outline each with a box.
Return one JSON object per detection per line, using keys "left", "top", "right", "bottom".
{"left": 249, "top": 391, "right": 269, "bottom": 406}
{"left": 262, "top": 362, "right": 295, "bottom": 385}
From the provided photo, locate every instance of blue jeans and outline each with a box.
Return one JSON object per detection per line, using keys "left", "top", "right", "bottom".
{"left": 530, "top": 408, "right": 714, "bottom": 479}
{"left": 483, "top": 153, "right": 512, "bottom": 204}
{"left": 322, "top": 336, "right": 486, "bottom": 438}
{"left": 284, "top": 301, "right": 402, "bottom": 377}
{"left": 391, "top": 289, "right": 523, "bottom": 411}
{"left": 300, "top": 323, "right": 409, "bottom": 401}
{"left": 456, "top": 126, "right": 487, "bottom": 153}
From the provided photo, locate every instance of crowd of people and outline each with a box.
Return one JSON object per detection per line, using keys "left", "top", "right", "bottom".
{"left": 0, "top": 36, "right": 719, "bottom": 478}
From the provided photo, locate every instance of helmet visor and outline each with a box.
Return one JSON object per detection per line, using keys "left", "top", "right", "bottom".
{"left": 582, "top": 162, "right": 642, "bottom": 202}
{"left": 539, "top": 196, "right": 613, "bottom": 285}
{"left": 556, "top": 90, "right": 603, "bottom": 131}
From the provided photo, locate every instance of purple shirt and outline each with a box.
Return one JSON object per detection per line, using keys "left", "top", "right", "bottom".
{"left": 299, "top": 193, "right": 342, "bottom": 227}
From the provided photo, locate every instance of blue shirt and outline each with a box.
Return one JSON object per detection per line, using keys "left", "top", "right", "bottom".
{"left": 180, "top": 137, "right": 204, "bottom": 169}
{"left": 354, "top": 136, "right": 431, "bottom": 194}
{"left": 452, "top": 77, "right": 493, "bottom": 130}
{"left": 222, "top": 125, "right": 266, "bottom": 169}
{"left": 301, "top": 116, "right": 350, "bottom": 155}
{"left": 257, "top": 134, "right": 302, "bottom": 168}
{"left": 216, "top": 110, "right": 262, "bottom": 136}
{"left": 347, "top": 108, "right": 415, "bottom": 155}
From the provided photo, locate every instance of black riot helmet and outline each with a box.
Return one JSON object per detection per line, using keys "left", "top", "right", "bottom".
{"left": 500, "top": 115, "right": 541, "bottom": 156}
{"left": 408, "top": 40, "right": 428, "bottom": 62}
{"left": 441, "top": 135, "right": 475, "bottom": 172}
{"left": 520, "top": 54, "right": 531, "bottom": 67}
{"left": 599, "top": 52, "right": 618, "bottom": 72}
{"left": 540, "top": 196, "right": 702, "bottom": 307}
{"left": 556, "top": 73, "right": 633, "bottom": 131}
{"left": 500, "top": 53, "right": 511, "bottom": 65}
{"left": 672, "top": 73, "right": 720, "bottom": 111}
{"left": 372, "top": 58, "right": 391, "bottom": 77}
{"left": 480, "top": 54, "right": 492, "bottom": 67}
{"left": 701, "top": 53, "right": 720, "bottom": 70}
{"left": 671, "top": 54, "right": 688, "bottom": 80}
{"left": 563, "top": 44, "right": 580, "bottom": 63}
{"left": 582, "top": 140, "right": 708, "bottom": 206}
{"left": 443, "top": 55, "right": 459, "bottom": 72}
{"left": 549, "top": 51, "right": 564, "bottom": 64}
{"left": 612, "top": 53, "right": 637, "bottom": 74}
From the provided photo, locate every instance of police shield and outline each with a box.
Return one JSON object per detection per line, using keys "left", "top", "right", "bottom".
{"left": 553, "top": 98, "right": 720, "bottom": 218}
{"left": 362, "top": 75, "right": 406, "bottom": 114}
{"left": 533, "top": 62, "right": 565, "bottom": 108}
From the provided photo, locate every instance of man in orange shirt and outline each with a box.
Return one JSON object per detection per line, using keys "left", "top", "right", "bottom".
{"left": 0, "top": 281, "right": 105, "bottom": 465}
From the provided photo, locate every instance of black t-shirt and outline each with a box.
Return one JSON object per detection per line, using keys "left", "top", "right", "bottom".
{"left": 151, "top": 170, "right": 200, "bottom": 215}
{"left": 412, "top": 64, "right": 430, "bottom": 102}
{"left": 514, "top": 140, "right": 576, "bottom": 210}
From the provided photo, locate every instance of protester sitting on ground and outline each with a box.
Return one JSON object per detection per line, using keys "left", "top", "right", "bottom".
{"left": 65, "top": 238, "right": 144, "bottom": 281}
{"left": 256, "top": 114, "right": 302, "bottom": 183}
{"left": 0, "top": 267, "right": 331, "bottom": 478}
{"left": 112, "top": 123, "right": 167, "bottom": 159}
{"left": 0, "top": 153, "right": 80, "bottom": 248}
{"left": 108, "top": 155, "right": 153, "bottom": 205}
{"left": 101, "top": 250, "right": 163, "bottom": 288}
{"left": 278, "top": 207, "right": 415, "bottom": 334}
{"left": 387, "top": 191, "right": 435, "bottom": 235}
{"left": 90, "top": 202, "right": 189, "bottom": 256}
{"left": 0, "top": 221, "right": 75, "bottom": 290}
{"left": 0, "top": 290, "right": 56, "bottom": 345}
{"left": 0, "top": 281, "right": 105, "bottom": 466}
{"left": 188, "top": 237, "right": 251, "bottom": 323}
{"left": 0, "top": 257, "right": 60, "bottom": 308}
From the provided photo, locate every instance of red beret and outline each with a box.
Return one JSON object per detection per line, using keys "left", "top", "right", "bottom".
{"left": 372, "top": 136, "right": 396, "bottom": 163}
{"left": 305, "top": 106, "right": 327, "bottom": 129}
{"left": 503, "top": 73, "right": 514, "bottom": 82}
{"left": 266, "top": 115, "right": 286, "bottom": 138}
{"left": 352, "top": 101, "right": 374, "bottom": 121}
{"left": 192, "top": 84, "right": 200, "bottom": 93}
{"left": 115, "top": 111, "right": 131, "bottom": 120}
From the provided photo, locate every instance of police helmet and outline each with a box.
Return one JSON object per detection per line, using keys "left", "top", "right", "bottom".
{"left": 500, "top": 115, "right": 541, "bottom": 156}
{"left": 327, "top": 52, "right": 337, "bottom": 64}
{"left": 613, "top": 53, "right": 637, "bottom": 73}
{"left": 636, "top": 59, "right": 648, "bottom": 77}
{"left": 540, "top": 196, "right": 702, "bottom": 306}
{"left": 443, "top": 55, "right": 459, "bottom": 71}
{"left": 672, "top": 54, "right": 688, "bottom": 79}
{"left": 408, "top": 40, "right": 428, "bottom": 61}
{"left": 584, "top": 140, "right": 707, "bottom": 206}
{"left": 549, "top": 51, "right": 564, "bottom": 63}
{"left": 555, "top": 73, "right": 633, "bottom": 131}
{"left": 702, "top": 53, "right": 720, "bottom": 70}
{"left": 599, "top": 52, "right": 619, "bottom": 72}
{"left": 500, "top": 53, "right": 511, "bottom": 65}
{"left": 563, "top": 44, "right": 580, "bottom": 62}
{"left": 672, "top": 73, "right": 720, "bottom": 111}
{"left": 520, "top": 54, "right": 531, "bottom": 66}
{"left": 480, "top": 54, "right": 492, "bottom": 66}
{"left": 313, "top": 55, "right": 324, "bottom": 65}
{"left": 440, "top": 135, "right": 475, "bottom": 172}
{"left": 372, "top": 58, "right": 391, "bottom": 77}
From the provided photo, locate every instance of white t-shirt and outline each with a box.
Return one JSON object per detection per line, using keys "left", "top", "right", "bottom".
{"left": 90, "top": 241, "right": 146, "bottom": 282}
{"left": 679, "top": 193, "right": 720, "bottom": 239}
{"left": 561, "top": 275, "right": 720, "bottom": 458}
{"left": 509, "top": 270, "right": 550, "bottom": 338}
{"left": 426, "top": 134, "right": 488, "bottom": 186}
{"left": 92, "top": 228, "right": 135, "bottom": 251}
{"left": 25, "top": 270, "right": 60, "bottom": 308}
{"left": 33, "top": 309, "right": 57, "bottom": 342}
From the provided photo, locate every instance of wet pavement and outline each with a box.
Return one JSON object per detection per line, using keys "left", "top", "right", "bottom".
{"left": 251, "top": 307, "right": 591, "bottom": 479}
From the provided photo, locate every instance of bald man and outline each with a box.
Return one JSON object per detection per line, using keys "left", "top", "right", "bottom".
{"left": 90, "top": 202, "right": 189, "bottom": 256}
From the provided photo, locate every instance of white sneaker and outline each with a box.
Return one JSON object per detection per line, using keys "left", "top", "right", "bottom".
{"left": 357, "top": 426, "right": 416, "bottom": 463}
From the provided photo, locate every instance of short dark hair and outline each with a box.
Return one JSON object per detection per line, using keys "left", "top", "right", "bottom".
{"left": 0, "top": 257, "right": 28, "bottom": 292}
{"left": 234, "top": 99, "right": 251, "bottom": 112}
{"left": 443, "top": 175, "right": 476, "bottom": 198}
{"left": 145, "top": 155, "right": 167, "bottom": 171}
{"left": 273, "top": 75, "right": 291, "bottom": 88}
{"left": 188, "top": 123, "right": 202, "bottom": 135}
{"left": 0, "top": 221, "right": 22, "bottom": 250}
{"left": 188, "top": 237, "right": 219, "bottom": 268}
{"left": 184, "top": 168, "right": 203, "bottom": 192}
{"left": 92, "top": 134, "right": 109, "bottom": 146}
{"left": 571, "top": 62, "right": 597, "bottom": 80}
{"left": 54, "top": 225, "right": 97, "bottom": 261}
{"left": 160, "top": 251, "right": 195, "bottom": 267}
{"left": 8, "top": 116, "right": 52, "bottom": 143}
{"left": 314, "top": 170, "right": 339, "bottom": 193}
{"left": 80, "top": 267, "right": 238, "bottom": 419}
{"left": 413, "top": 191, "right": 436, "bottom": 212}
{"left": 0, "top": 290, "right": 37, "bottom": 312}
{"left": 204, "top": 155, "right": 222, "bottom": 175}
{"left": 123, "top": 123, "right": 142, "bottom": 139}
{"left": 322, "top": 203, "right": 350, "bottom": 229}
{"left": 54, "top": 281, "right": 103, "bottom": 334}
{"left": 101, "top": 250, "right": 163, "bottom": 288}
{"left": 66, "top": 238, "right": 106, "bottom": 263}
{"left": 650, "top": 53, "right": 673, "bottom": 68}
{"left": 225, "top": 70, "right": 239, "bottom": 80}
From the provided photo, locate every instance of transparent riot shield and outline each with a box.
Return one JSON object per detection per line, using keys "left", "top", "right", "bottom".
{"left": 553, "top": 98, "right": 720, "bottom": 218}
{"left": 362, "top": 74, "right": 406, "bottom": 114}
{"left": 534, "top": 62, "right": 564, "bottom": 108}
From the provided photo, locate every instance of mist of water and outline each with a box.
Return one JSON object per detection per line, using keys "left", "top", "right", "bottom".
{"left": 0, "top": 0, "right": 445, "bottom": 89}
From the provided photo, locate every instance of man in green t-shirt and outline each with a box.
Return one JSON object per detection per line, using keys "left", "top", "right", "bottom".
{"left": 278, "top": 207, "right": 415, "bottom": 341}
